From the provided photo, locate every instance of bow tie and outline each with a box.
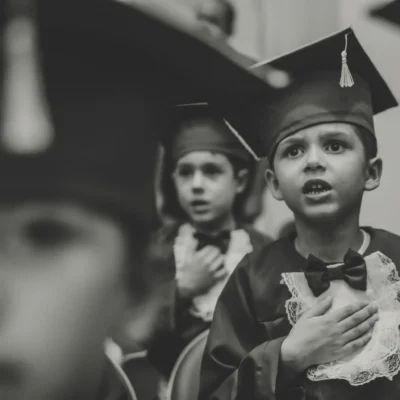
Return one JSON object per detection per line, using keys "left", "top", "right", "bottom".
{"left": 304, "top": 249, "right": 367, "bottom": 297}
{"left": 193, "top": 230, "right": 231, "bottom": 254}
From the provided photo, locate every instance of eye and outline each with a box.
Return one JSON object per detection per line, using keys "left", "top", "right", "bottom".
{"left": 284, "top": 145, "right": 304, "bottom": 159}
{"left": 175, "top": 166, "right": 193, "bottom": 178}
{"left": 325, "top": 141, "right": 345, "bottom": 153}
{"left": 24, "top": 219, "right": 78, "bottom": 248}
{"left": 202, "top": 164, "right": 223, "bottom": 177}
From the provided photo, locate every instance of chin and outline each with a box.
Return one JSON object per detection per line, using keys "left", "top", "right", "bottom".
{"left": 296, "top": 204, "right": 342, "bottom": 225}
{"left": 190, "top": 213, "right": 215, "bottom": 225}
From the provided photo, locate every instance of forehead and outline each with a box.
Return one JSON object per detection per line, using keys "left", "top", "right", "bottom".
{"left": 176, "top": 150, "right": 230, "bottom": 165}
{"left": 0, "top": 201, "right": 109, "bottom": 227}
{"left": 278, "top": 122, "right": 360, "bottom": 145}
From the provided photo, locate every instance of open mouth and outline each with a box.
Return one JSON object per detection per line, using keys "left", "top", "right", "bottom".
{"left": 191, "top": 200, "right": 209, "bottom": 207}
{"left": 302, "top": 179, "right": 332, "bottom": 196}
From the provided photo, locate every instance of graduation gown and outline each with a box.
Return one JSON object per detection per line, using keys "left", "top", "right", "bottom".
{"left": 96, "top": 358, "right": 135, "bottom": 400}
{"left": 147, "top": 221, "right": 270, "bottom": 377}
{"left": 199, "top": 227, "right": 400, "bottom": 400}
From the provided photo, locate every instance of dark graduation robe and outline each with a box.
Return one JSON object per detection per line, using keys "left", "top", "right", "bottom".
{"left": 96, "top": 358, "right": 135, "bottom": 400}
{"left": 198, "top": 227, "right": 400, "bottom": 400}
{"left": 147, "top": 221, "right": 271, "bottom": 378}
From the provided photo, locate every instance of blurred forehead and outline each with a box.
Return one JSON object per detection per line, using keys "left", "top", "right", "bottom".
{"left": 176, "top": 151, "right": 230, "bottom": 166}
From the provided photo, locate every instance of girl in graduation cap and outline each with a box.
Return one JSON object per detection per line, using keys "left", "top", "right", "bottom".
{"left": 145, "top": 103, "right": 272, "bottom": 379}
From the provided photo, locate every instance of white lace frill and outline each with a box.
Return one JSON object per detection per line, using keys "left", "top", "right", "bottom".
{"left": 281, "top": 251, "right": 400, "bottom": 386}
{"left": 174, "top": 223, "right": 253, "bottom": 322}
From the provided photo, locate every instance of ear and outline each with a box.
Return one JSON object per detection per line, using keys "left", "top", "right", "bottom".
{"left": 265, "top": 168, "right": 284, "bottom": 201}
{"left": 235, "top": 168, "right": 249, "bottom": 194}
{"left": 364, "top": 156, "right": 382, "bottom": 192}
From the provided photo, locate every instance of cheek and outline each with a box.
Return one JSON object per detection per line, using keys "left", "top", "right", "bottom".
{"left": 334, "top": 157, "right": 367, "bottom": 189}
{"left": 0, "top": 241, "right": 127, "bottom": 395}
{"left": 174, "top": 182, "right": 191, "bottom": 202}
{"left": 212, "top": 178, "right": 237, "bottom": 200}
{"left": 274, "top": 164, "right": 301, "bottom": 192}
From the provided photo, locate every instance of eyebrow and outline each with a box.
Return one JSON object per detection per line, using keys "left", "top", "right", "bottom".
{"left": 279, "top": 129, "right": 352, "bottom": 147}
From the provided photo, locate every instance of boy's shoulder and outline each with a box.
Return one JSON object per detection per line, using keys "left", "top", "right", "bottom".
{"left": 243, "top": 225, "right": 274, "bottom": 250}
{"left": 235, "top": 234, "right": 292, "bottom": 276}
{"left": 367, "top": 227, "right": 400, "bottom": 265}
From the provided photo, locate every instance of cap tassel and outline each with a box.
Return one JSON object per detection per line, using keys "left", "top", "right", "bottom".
{"left": 340, "top": 34, "right": 354, "bottom": 88}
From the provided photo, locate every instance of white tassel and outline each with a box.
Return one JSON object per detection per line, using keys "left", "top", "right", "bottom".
{"left": 340, "top": 34, "right": 354, "bottom": 88}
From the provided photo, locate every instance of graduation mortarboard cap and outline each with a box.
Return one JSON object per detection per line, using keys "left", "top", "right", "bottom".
{"left": 0, "top": 0, "right": 268, "bottom": 231}
{"left": 222, "top": 27, "right": 398, "bottom": 161}
{"left": 370, "top": 0, "right": 400, "bottom": 28}
{"left": 161, "top": 102, "right": 254, "bottom": 164}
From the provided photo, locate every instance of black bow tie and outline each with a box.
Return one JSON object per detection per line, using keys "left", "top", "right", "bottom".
{"left": 304, "top": 249, "right": 367, "bottom": 297}
{"left": 193, "top": 231, "right": 231, "bottom": 254}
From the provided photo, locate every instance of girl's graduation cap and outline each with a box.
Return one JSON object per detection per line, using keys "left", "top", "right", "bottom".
{"left": 220, "top": 27, "right": 398, "bottom": 161}
{"left": 0, "top": 0, "right": 268, "bottom": 230}
{"left": 370, "top": 1, "right": 400, "bottom": 28}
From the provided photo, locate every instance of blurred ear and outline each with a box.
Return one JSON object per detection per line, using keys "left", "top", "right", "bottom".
{"left": 364, "top": 157, "right": 382, "bottom": 192}
{"left": 235, "top": 168, "right": 249, "bottom": 194}
{"left": 265, "top": 168, "right": 284, "bottom": 201}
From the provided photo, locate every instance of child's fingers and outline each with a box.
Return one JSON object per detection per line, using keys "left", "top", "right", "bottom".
{"left": 301, "top": 296, "right": 333, "bottom": 319}
{"left": 209, "top": 255, "right": 225, "bottom": 273}
{"left": 197, "top": 246, "right": 222, "bottom": 263}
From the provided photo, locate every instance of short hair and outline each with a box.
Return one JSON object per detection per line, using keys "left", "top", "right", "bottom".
{"left": 354, "top": 126, "right": 378, "bottom": 160}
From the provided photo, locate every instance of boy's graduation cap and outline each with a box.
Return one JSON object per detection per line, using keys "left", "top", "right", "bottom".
{"left": 161, "top": 102, "right": 254, "bottom": 164}
{"left": 370, "top": 1, "right": 400, "bottom": 28}
{"left": 0, "top": 0, "right": 268, "bottom": 230}
{"left": 221, "top": 27, "right": 398, "bottom": 161}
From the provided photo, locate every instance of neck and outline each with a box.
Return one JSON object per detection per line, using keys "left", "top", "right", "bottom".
{"left": 192, "top": 213, "right": 236, "bottom": 235}
{"left": 294, "top": 212, "right": 363, "bottom": 262}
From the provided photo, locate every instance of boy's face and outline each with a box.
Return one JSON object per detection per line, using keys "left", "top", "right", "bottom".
{"left": 0, "top": 201, "right": 130, "bottom": 400}
{"left": 173, "top": 151, "right": 247, "bottom": 228}
{"left": 266, "top": 123, "right": 382, "bottom": 223}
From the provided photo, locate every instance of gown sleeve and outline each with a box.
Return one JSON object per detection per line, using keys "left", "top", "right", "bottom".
{"left": 198, "top": 252, "right": 304, "bottom": 400}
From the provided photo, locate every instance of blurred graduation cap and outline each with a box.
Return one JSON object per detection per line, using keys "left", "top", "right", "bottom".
{"left": 161, "top": 102, "right": 257, "bottom": 163}
{"left": 370, "top": 0, "right": 400, "bottom": 28}
{"left": 219, "top": 27, "right": 398, "bottom": 161}
{"left": 0, "top": 0, "right": 269, "bottom": 231}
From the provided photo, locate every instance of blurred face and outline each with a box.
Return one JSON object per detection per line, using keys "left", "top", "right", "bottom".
{"left": 266, "top": 123, "right": 382, "bottom": 224}
{"left": 173, "top": 151, "right": 247, "bottom": 229}
{"left": 0, "top": 202, "right": 131, "bottom": 400}
{"left": 196, "top": 0, "right": 229, "bottom": 38}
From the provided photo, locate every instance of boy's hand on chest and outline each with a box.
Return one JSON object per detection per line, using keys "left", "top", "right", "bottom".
{"left": 281, "top": 296, "right": 379, "bottom": 373}
{"left": 177, "top": 246, "right": 227, "bottom": 299}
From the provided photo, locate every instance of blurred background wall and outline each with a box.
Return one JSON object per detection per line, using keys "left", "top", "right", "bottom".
{"left": 174, "top": 0, "right": 400, "bottom": 238}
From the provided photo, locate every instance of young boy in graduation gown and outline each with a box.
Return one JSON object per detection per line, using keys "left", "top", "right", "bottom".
{"left": 0, "top": 1, "right": 270, "bottom": 399}
{"left": 146, "top": 103, "right": 272, "bottom": 378}
{"left": 198, "top": 28, "right": 400, "bottom": 400}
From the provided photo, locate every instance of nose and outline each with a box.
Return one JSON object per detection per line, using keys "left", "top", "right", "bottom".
{"left": 1, "top": 2, "right": 54, "bottom": 154}
{"left": 304, "top": 144, "right": 326, "bottom": 173}
{"left": 191, "top": 170, "right": 205, "bottom": 192}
